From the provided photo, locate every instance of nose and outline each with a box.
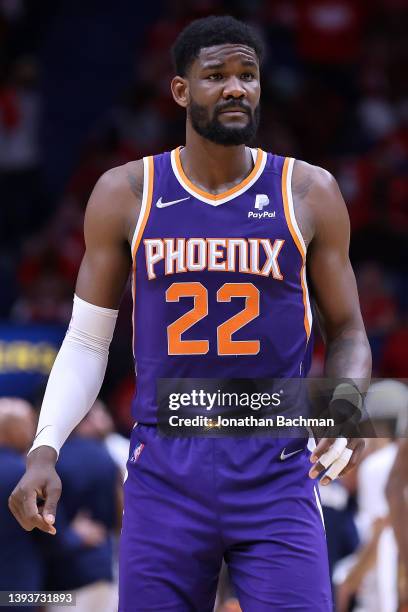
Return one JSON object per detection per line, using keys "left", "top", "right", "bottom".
{"left": 222, "top": 76, "right": 246, "bottom": 99}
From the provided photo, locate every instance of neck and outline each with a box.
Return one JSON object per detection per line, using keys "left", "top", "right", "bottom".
{"left": 180, "top": 122, "right": 254, "bottom": 195}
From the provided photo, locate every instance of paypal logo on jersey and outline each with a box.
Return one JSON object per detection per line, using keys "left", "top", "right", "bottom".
{"left": 255, "top": 194, "right": 269, "bottom": 210}
{"left": 248, "top": 194, "right": 276, "bottom": 219}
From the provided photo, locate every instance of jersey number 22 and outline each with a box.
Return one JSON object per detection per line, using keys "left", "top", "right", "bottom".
{"left": 166, "top": 282, "right": 260, "bottom": 356}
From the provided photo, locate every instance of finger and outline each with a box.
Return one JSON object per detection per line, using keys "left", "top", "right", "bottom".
{"left": 337, "top": 440, "right": 365, "bottom": 477}
{"left": 8, "top": 495, "right": 32, "bottom": 531}
{"left": 310, "top": 438, "right": 333, "bottom": 463}
{"left": 29, "top": 509, "right": 56, "bottom": 533}
{"left": 20, "top": 488, "right": 45, "bottom": 524}
{"left": 43, "top": 484, "right": 61, "bottom": 527}
{"left": 320, "top": 447, "right": 353, "bottom": 485}
{"left": 11, "top": 487, "right": 40, "bottom": 529}
{"left": 309, "top": 437, "right": 347, "bottom": 479}
{"left": 13, "top": 496, "right": 50, "bottom": 533}
{"left": 20, "top": 489, "right": 56, "bottom": 534}
{"left": 318, "top": 437, "right": 348, "bottom": 469}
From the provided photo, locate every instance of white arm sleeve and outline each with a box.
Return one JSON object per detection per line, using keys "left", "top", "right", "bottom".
{"left": 28, "top": 294, "right": 118, "bottom": 457}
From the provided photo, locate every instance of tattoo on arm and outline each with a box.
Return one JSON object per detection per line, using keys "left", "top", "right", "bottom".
{"left": 127, "top": 170, "right": 142, "bottom": 199}
{"left": 325, "top": 336, "right": 356, "bottom": 375}
{"left": 325, "top": 331, "right": 371, "bottom": 392}
{"left": 292, "top": 172, "right": 313, "bottom": 202}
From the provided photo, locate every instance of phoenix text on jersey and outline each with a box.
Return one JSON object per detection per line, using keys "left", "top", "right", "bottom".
{"left": 144, "top": 237, "right": 285, "bottom": 279}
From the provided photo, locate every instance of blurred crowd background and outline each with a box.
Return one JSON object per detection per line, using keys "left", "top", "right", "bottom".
{"left": 0, "top": 0, "right": 407, "bottom": 611}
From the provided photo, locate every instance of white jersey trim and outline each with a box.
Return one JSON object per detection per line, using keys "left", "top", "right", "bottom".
{"left": 285, "top": 158, "right": 307, "bottom": 255}
{"left": 130, "top": 155, "right": 154, "bottom": 360}
{"left": 131, "top": 156, "right": 151, "bottom": 255}
{"left": 314, "top": 485, "right": 326, "bottom": 530}
{"left": 285, "top": 157, "right": 313, "bottom": 340}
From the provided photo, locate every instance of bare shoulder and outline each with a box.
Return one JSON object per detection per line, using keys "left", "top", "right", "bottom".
{"left": 85, "top": 159, "right": 144, "bottom": 246}
{"left": 293, "top": 159, "right": 339, "bottom": 202}
{"left": 292, "top": 159, "right": 349, "bottom": 245}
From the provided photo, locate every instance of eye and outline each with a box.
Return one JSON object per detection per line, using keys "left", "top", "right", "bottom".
{"left": 207, "top": 73, "right": 223, "bottom": 81}
{"left": 241, "top": 72, "right": 255, "bottom": 81}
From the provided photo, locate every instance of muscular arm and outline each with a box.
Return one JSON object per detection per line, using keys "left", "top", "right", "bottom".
{"left": 31, "top": 162, "right": 142, "bottom": 454}
{"left": 293, "top": 160, "right": 371, "bottom": 390}
{"left": 8, "top": 160, "right": 143, "bottom": 534}
{"left": 292, "top": 161, "right": 371, "bottom": 482}
{"left": 76, "top": 161, "right": 143, "bottom": 307}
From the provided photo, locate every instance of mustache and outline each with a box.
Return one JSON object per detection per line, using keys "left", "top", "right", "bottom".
{"left": 215, "top": 101, "right": 251, "bottom": 115}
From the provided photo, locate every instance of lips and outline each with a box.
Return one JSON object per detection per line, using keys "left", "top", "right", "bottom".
{"left": 219, "top": 108, "right": 249, "bottom": 114}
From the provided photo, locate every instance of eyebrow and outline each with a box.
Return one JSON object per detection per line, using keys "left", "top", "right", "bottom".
{"left": 202, "top": 59, "right": 258, "bottom": 70}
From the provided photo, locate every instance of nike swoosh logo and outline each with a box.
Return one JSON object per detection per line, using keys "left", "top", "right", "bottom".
{"left": 156, "top": 196, "right": 190, "bottom": 208}
{"left": 280, "top": 447, "right": 303, "bottom": 461}
{"left": 33, "top": 425, "right": 52, "bottom": 442}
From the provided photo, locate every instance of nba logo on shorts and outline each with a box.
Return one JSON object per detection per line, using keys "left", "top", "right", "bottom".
{"left": 254, "top": 194, "right": 269, "bottom": 210}
{"left": 130, "top": 441, "right": 145, "bottom": 463}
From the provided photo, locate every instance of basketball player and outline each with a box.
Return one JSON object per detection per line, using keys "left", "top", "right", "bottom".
{"left": 9, "top": 16, "right": 371, "bottom": 611}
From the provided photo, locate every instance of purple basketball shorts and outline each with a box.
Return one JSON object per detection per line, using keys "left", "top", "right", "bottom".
{"left": 119, "top": 424, "right": 332, "bottom": 611}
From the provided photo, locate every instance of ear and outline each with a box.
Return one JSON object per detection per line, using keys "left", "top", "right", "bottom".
{"left": 171, "top": 76, "right": 189, "bottom": 108}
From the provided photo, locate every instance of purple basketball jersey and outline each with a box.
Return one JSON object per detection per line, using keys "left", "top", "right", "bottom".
{"left": 120, "top": 148, "right": 332, "bottom": 611}
{"left": 130, "top": 147, "right": 313, "bottom": 424}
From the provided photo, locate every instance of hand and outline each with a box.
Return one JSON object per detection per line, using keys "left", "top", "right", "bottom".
{"left": 309, "top": 437, "right": 365, "bottom": 486}
{"left": 71, "top": 511, "right": 107, "bottom": 547}
{"left": 371, "top": 515, "right": 389, "bottom": 539}
{"left": 335, "top": 579, "right": 353, "bottom": 612}
{"left": 8, "top": 446, "right": 61, "bottom": 535}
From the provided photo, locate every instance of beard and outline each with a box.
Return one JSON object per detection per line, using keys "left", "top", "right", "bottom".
{"left": 189, "top": 98, "right": 260, "bottom": 146}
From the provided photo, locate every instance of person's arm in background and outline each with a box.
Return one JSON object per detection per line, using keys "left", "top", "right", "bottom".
{"left": 37, "top": 505, "right": 107, "bottom": 554}
{"left": 386, "top": 439, "right": 408, "bottom": 608}
{"left": 8, "top": 160, "right": 144, "bottom": 535}
{"left": 292, "top": 161, "right": 372, "bottom": 483}
{"left": 335, "top": 517, "right": 389, "bottom": 612}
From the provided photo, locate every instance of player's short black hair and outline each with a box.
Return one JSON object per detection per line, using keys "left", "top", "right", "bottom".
{"left": 172, "top": 15, "right": 265, "bottom": 77}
